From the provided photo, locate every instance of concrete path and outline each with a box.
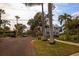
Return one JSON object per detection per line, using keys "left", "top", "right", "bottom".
{"left": 55, "top": 39, "right": 79, "bottom": 46}
{"left": 70, "top": 53, "right": 79, "bottom": 56}
{"left": 0, "top": 37, "right": 35, "bottom": 56}
{"left": 55, "top": 39, "right": 79, "bottom": 56}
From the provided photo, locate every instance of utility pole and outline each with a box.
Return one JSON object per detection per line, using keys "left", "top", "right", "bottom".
{"left": 48, "top": 3, "right": 55, "bottom": 44}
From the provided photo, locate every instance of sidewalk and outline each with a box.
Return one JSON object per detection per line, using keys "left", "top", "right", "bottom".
{"left": 55, "top": 39, "right": 79, "bottom": 46}
{"left": 70, "top": 53, "right": 79, "bottom": 56}
{"left": 55, "top": 39, "right": 79, "bottom": 56}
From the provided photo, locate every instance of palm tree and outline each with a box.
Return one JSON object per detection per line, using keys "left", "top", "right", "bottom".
{"left": 0, "top": 9, "right": 5, "bottom": 27}
{"left": 24, "top": 3, "right": 41, "bottom": 6}
{"left": 58, "top": 13, "right": 72, "bottom": 32}
{"left": 15, "top": 16, "right": 20, "bottom": 25}
{"left": 48, "top": 3, "right": 55, "bottom": 44}
{"left": 24, "top": 3, "right": 46, "bottom": 40}
{"left": 15, "top": 16, "right": 20, "bottom": 37}
{"left": 58, "top": 13, "right": 72, "bottom": 25}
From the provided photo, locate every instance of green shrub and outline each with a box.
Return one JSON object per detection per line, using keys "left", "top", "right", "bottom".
{"left": 70, "top": 35, "right": 79, "bottom": 42}
{"left": 65, "top": 34, "right": 71, "bottom": 40}
{"left": 58, "top": 34, "right": 71, "bottom": 41}
{"left": 58, "top": 35, "right": 66, "bottom": 40}
{"left": 58, "top": 34, "right": 79, "bottom": 43}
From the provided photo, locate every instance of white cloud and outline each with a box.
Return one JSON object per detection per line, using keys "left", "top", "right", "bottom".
{"left": 0, "top": 3, "right": 61, "bottom": 30}
{"left": 72, "top": 12, "right": 79, "bottom": 16}
{"left": 71, "top": 11, "right": 79, "bottom": 20}
{"left": 0, "top": 3, "right": 43, "bottom": 30}
{"left": 0, "top": 3, "right": 41, "bottom": 29}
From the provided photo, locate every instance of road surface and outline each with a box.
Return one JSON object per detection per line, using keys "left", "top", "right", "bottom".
{"left": 0, "top": 37, "right": 35, "bottom": 56}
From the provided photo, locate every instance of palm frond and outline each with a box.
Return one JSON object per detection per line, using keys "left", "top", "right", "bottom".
{"left": 24, "top": 3, "right": 42, "bottom": 6}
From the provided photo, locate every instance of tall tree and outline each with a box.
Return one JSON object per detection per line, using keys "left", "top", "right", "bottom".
{"left": 48, "top": 3, "right": 55, "bottom": 44}
{"left": 27, "top": 12, "right": 43, "bottom": 37}
{"left": 15, "top": 16, "right": 20, "bottom": 37}
{"left": 0, "top": 20, "right": 10, "bottom": 36}
{"left": 2, "top": 20, "right": 10, "bottom": 28}
{"left": 58, "top": 13, "right": 72, "bottom": 32}
{"left": 27, "top": 18, "right": 37, "bottom": 30}
{"left": 24, "top": 3, "right": 46, "bottom": 40}
{"left": 41, "top": 3, "right": 47, "bottom": 40}
{"left": 15, "top": 24, "right": 27, "bottom": 36}
{"left": 0, "top": 9, "right": 5, "bottom": 27}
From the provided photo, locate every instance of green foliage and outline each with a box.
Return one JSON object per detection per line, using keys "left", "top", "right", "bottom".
{"left": 70, "top": 35, "right": 79, "bottom": 42}
{"left": 3, "top": 26, "right": 10, "bottom": 31}
{"left": 15, "top": 24, "right": 27, "bottom": 36}
{"left": 27, "top": 19, "right": 37, "bottom": 30}
{"left": 58, "top": 34, "right": 71, "bottom": 41}
{"left": 15, "top": 16, "right": 20, "bottom": 19}
{"left": 0, "top": 9, "right": 5, "bottom": 26}
{"left": 27, "top": 12, "right": 42, "bottom": 30}
{"left": 25, "top": 30, "right": 36, "bottom": 37}
{"left": 27, "top": 12, "right": 43, "bottom": 37}
{"left": 0, "top": 31, "right": 16, "bottom": 37}
{"left": 59, "top": 34, "right": 79, "bottom": 43}
{"left": 58, "top": 35, "right": 66, "bottom": 40}
{"left": 58, "top": 13, "right": 72, "bottom": 25}
{"left": 1, "top": 20, "right": 10, "bottom": 26}
{"left": 58, "top": 13, "right": 79, "bottom": 42}
{"left": 0, "top": 19, "right": 11, "bottom": 37}
{"left": 0, "top": 20, "right": 2, "bottom": 26}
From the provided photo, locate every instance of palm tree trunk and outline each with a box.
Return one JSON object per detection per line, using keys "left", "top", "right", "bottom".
{"left": 48, "top": 3, "right": 55, "bottom": 44}
{"left": 41, "top": 3, "right": 47, "bottom": 40}
{"left": 17, "top": 19, "right": 18, "bottom": 25}
{"left": 16, "top": 19, "right": 18, "bottom": 37}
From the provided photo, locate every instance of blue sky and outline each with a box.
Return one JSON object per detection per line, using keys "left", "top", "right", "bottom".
{"left": 55, "top": 3, "right": 79, "bottom": 15}
{"left": 51, "top": 3, "right": 79, "bottom": 25}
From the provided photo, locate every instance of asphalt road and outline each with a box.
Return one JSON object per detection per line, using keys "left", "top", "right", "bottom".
{"left": 0, "top": 37, "right": 35, "bottom": 56}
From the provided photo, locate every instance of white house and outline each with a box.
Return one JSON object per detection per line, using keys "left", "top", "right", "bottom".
{"left": 45, "top": 18, "right": 61, "bottom": 37}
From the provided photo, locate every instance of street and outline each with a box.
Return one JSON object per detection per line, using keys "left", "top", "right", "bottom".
{"left": 0, "top": 37, "right": 35, "bottom": 56}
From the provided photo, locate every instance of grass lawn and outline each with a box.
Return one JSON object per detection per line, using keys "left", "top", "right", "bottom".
{"left": 33, "top": 40, "right": 79, "bottom": 56}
